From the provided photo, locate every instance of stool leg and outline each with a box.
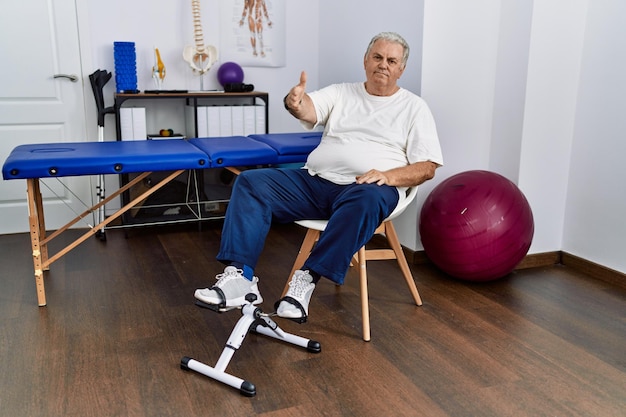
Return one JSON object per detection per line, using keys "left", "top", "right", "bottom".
{"left": 385, "top": 222, "right": 422, "bottom": 306}
{"left": 283, "top": 229, "right": 319, "bottom": 297}
{"left": 357, "top": 246, "right": 371, "bottom": 342}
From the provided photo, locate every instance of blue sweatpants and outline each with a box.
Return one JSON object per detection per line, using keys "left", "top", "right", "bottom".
{"left": 216, "top": 168, "right": 399, "bottom": 284}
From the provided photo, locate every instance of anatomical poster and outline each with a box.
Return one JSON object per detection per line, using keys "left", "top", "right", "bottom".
{"left": 219, "top": 0, "right": 286, "bottom": 67}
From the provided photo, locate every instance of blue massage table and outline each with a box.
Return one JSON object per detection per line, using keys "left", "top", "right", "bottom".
{"left": 2, "top": 132, "right": 321, "bottom": 306}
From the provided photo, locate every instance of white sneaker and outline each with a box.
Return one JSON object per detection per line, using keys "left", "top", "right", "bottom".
{"left": 194, "top": 266, "right": 263, "bottom": 308}
{"left": 276, "top": 270, "right": 315, "bottom": 322}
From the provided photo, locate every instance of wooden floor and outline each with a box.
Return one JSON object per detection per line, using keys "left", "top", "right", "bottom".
{"left": 1, "top": 222, "right": 625, "bottom": 417}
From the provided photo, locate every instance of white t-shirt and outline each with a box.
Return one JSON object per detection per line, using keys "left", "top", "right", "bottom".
{"left": 302, "top": 82, "right": 443, "bottom": 186}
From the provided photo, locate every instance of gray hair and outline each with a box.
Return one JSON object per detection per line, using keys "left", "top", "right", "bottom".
{"left": 365, "top": 32, "right": 410, "bottom": 68}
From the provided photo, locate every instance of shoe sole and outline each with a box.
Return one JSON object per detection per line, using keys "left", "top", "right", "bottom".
{"left": 276, "top": 311, "right": 308, "bottom": 324}
{"left": 275, "top": 297, "right": 308, "bottom": 322}
{"left": 194, "top": 290, "right": 263, "bottom": 308}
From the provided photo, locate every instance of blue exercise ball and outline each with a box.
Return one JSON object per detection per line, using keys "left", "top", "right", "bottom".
{"left": 217, "top": 62, "right": 244, "bottom": 87}
{"left": 419, "top": 170, "right": 534, "bottom": 282}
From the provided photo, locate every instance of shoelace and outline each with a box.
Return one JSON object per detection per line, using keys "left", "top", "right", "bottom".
{"left": 289, "top": 272, "right": 312, "bottom": 298}
{"left": 214, "top": 268, "right": 243, "bottom": 287}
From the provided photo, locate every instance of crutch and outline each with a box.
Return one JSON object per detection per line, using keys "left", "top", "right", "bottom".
{"left": 88, "top": 69, "right": 115, "bottom": 241}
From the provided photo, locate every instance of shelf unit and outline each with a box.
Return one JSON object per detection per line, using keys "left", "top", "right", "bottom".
{"left": 114, "top": 91, "right": 269, "bottom": 139}
{"left": 113, "top": 91, "right": 269, "bottom": 226}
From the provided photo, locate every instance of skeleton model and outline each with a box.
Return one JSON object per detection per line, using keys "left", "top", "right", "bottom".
{"left": 183, "top": 0, "right": 218, "bottom": 88}
{"left": 152, "top": 47, "right": 166, "bottom": 89}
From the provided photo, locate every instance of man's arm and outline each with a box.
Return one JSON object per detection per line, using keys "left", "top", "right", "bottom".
{"left": 356, "top": 161, "right": 440, "bottom": 187}
{"left": 284, "top": 71, "right": 317, "bottom": 125}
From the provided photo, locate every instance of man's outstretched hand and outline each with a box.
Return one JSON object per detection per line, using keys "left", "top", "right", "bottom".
{"left": 285, "top": 71, "right": 307, "bottom": 111}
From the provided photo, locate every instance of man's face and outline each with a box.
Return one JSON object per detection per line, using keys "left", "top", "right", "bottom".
{"left": 364, "top": 40, "right": 405, "bottom": 91}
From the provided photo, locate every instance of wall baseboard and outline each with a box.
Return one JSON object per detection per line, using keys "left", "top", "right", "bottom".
{"left": 560, "top": 252, "right": 626, "bottom": 290}
{"left": 407, "top": 249, "right": 625, "bottom": 289}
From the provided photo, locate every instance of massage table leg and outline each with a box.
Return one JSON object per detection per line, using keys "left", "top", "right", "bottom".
{"left": 25, "top": 170, "right": 186, "bottom": 306}
{"left": 33, "top": 180, "right": 50, "bottom": 272}
{"left": 27, "top": 179, "right": 48, "bottom": 306}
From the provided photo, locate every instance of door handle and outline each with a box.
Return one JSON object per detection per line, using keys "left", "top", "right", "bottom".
{"left": 54, "top": 73, "right": 79, "bottom": 82}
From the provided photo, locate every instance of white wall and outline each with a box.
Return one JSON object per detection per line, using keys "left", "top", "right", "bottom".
{"left": 517, "top": 0, "right": 588, "bottom": 254}
{"left": 489, "top": 0, "right": 533, "bottom": 183}
{"left": 563, "top": 0, "right": 626, "bottom": 273}
{"left": 77, "top": 0, "right": 626, "bottom": 275}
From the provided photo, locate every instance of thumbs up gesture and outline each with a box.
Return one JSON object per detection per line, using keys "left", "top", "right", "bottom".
{"left": 284, "top": 71, "right": 307, "bottom": 111}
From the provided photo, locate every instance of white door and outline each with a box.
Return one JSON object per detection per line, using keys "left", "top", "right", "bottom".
{"left": 0, "top": 0, "right": 90, "bottom": 234}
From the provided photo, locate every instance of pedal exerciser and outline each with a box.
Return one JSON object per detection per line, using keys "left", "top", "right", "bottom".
{"left": 181, "top": 294, "right": 321, "bottom": 396}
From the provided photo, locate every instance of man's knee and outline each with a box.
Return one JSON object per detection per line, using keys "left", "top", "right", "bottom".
{"left": 232, "top": 170, "right": 266, "bottom": 198}
{"left": 338, "top": 185, "right": 399, "bottom": 216}
{"left": 237, "top": 168, "right": 270, "bottom": 186}
{"left": 348, "top": 184, "right": 397, "bottom": 204}
{"left": 235, "top": 168, "right": 287, "bottom": 197}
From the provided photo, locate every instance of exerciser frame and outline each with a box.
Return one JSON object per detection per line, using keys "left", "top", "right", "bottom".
{"left": 181, "top": 294, "right": 321, "bottom": 396}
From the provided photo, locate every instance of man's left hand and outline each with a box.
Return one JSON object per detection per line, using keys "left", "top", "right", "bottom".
{"left": 356, "top": 170, "right": 390, "bottom": 186}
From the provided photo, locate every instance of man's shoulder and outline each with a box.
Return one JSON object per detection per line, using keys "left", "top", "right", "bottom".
{"left": 312, "top": 82, "right": 362, "bottom": 100}
{"left": 397, "top": 87, "right": 420, "bottom": 99}
{"left": 325, "top": 82, "right": 362, "bottom": 91}
{"left": 397, "top": 88, "right": 429, "bottom": 105}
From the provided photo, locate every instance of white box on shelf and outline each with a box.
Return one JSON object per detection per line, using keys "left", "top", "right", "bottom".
{"left": 219, "top": 106, "right": 233, "bottom": 136}
{"left": 231, "top": 105, "right": 245, "bottom": 136}
{"left": 195, "top": 106, "right": 208, "bottom": 138}
{"left": 119, "top": 108, "right": 133, "bottom": 140}
{"left": 186, "top": 105, "right": 211, "bottom": 138}
{"left": 255, "top": 104, "right": 266, "bottom": 134}
{"left": 185, "top": 98, "right": 266, "bottom": 139}
{"left": 119, "top": 107, "right": 147, "bottom": 140}
{"left": 207, "top": 106, "right": 221, "bottom": 137}
{"left": 243, "top": 105, "right": 256, "bottom": 136}
{"left": 133, "top": 108, "right": 146, "bottom": 139}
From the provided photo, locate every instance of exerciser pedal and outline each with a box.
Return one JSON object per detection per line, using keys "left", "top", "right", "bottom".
{"left": 194, "top": 299, "right": 240, "bottom": 313}
{"left": 181, "top": 293, "right": 321, "bottom": 396}
{"left": 273, "top": 296, "right": 308, "bottom": 324}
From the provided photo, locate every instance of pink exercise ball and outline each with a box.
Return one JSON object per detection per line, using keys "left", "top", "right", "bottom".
{"left": 419, "top": 170, "right": 534, "bottom": 282}
{"left": 217, "top": 62, "right": 244, "bottom": 87}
